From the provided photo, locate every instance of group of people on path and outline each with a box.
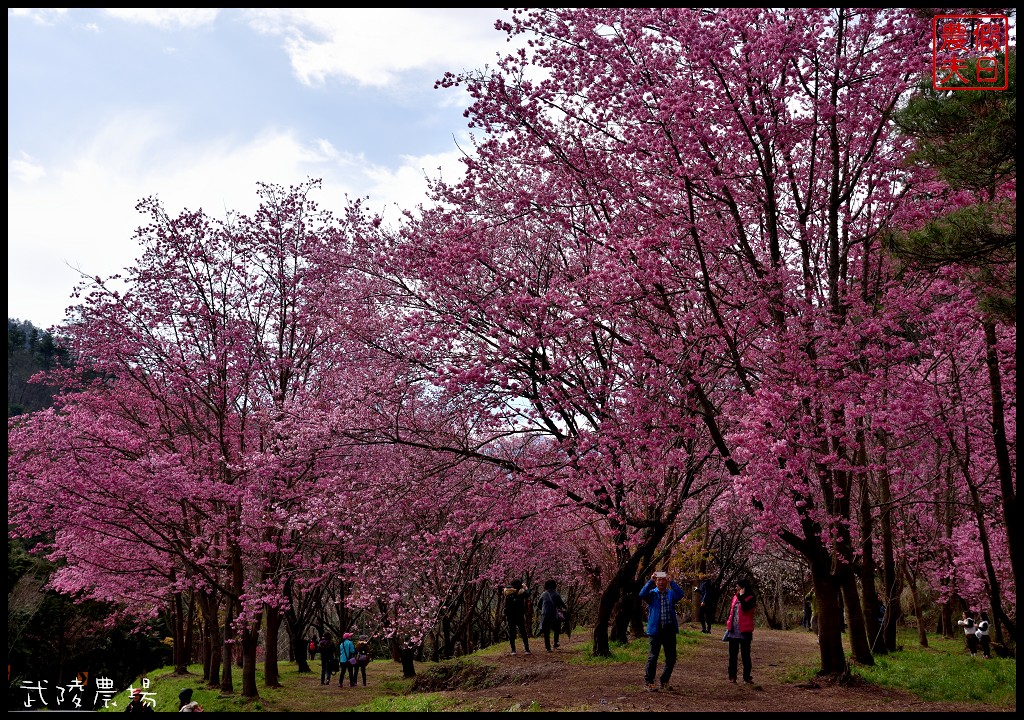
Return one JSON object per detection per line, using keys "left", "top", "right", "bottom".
{"left": 314, "top": 632, "right": 373, "bottom": 686}
{"left": 639, "top": 571, "right": 757, "bottom": 691}
{"left": 503, "top": 578, "right": 571, "bottom": 655}
{"left": 958, "top": 610, "right": 992, "bottom": 658}
{"left": 505, "top": 570, "right": 758, "bottom": 691}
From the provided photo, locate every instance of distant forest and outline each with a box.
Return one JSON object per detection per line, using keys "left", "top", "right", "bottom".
{"left": 8, "top": 318, "right": 68, "bottom": 416}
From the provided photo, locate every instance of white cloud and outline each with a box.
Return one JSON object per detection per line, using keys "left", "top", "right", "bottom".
{"left": 102, "top": 8, "right": 219, "bottom": 30}
{"left": 243, "top": 8, "right": 508, "bottom": 87}
{"left": 7, "top": 8, "right": 69, "bottom": 25}
{"left": 7, "top": 8, "right": 514, "bottom": 328}
{"left": 7, "top": 110, "right": 465, "bottom": 326}
{"left": 8, "top": 152, "right": 46, "bottom": 183}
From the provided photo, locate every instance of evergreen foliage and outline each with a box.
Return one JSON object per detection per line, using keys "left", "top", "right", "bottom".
{"left": 8, "top": 318, "right": 70, "bottom": 416}
{"left": 890, "top": 50, "right": 1016, "bottom": 322}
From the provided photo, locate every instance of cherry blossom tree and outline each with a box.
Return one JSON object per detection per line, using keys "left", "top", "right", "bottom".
{"left": 9, "top": 180, "right": 380, "bottom": 697}
{"left": 383, "top": 8, "right": 1009, "bottom": 673}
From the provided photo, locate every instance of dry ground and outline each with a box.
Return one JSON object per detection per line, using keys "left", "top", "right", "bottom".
{"left": 298, "top": 625, "right": 1013, "bottom": 712}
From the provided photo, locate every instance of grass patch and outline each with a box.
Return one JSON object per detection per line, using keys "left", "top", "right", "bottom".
{"left": 850, "top": 630, "right": 1016, "bottom": 707}
{"left": 348, "top": 693, "right": 457, "bottom": 712}
{"left": 569, "top": 628, "right": 703, "bottom": 666}
{"left": 98, "top": 658, "right": 417, "bottom": 713}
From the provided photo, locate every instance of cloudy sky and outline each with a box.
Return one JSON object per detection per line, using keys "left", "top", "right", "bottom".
{"left": 8, "top": 8, "right": 517, "bottom": 329}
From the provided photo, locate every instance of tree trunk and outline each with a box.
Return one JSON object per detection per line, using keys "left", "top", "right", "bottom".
{"left": 241, "top": 619, "right": 261, "bottom": 698}
{"left": 264, "top": 604, "right": 282, "bottom": 688}
{"left": 184, "top": 592, "right": 198, "bottom": 670}
{"left": 170, "top": 590, "right": 189, "bottom": 673}
{"left": 197, "top": 591, "right": 222, "bottom": 687}
{"left": 840, "top": 570, "right": 873, "bottom": 666}
{"left": 593, "top": 525, "right": 667, "bottom": 656}
{"left": 282, "top": 577, "right": 315, "bottom": 674}
{"left": 983, "top": 320, "right": 1018, "bottom": 611}
{"left": 877, "top": 460, "right": 901, "bottom": 652}
{"left": 810, "top": 560, "right": 848, "bottom": 676}
{"left": 901, "top": 560, "right": 928, "bottom": 648}
{"left": 857, "top": 473, "right": 884, "bottom": 655}
{"left": 220, "top": 599, "right": 235, "bottom": 693}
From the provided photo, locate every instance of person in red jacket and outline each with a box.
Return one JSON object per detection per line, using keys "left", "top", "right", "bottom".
{"left": 723, "top": 577, "right": 757, "bottom": 684}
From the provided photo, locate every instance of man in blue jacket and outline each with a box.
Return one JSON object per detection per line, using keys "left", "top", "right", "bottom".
{"left": 639, "top": 571, "right": 685, "bottom": 692}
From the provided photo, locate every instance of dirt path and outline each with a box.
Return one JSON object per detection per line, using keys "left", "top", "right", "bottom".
{"left": 436, "top": 627, "right": 1011, "bottom": 712}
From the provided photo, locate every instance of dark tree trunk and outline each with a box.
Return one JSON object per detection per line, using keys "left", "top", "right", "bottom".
{"left": 220, "top": 598, "right": 235, "bottom": 693}
{"left": 197, "top": 591, "right": 222, "bottom": 686}
{"left": 401, "top": 643, "right": 417, "bottom": 677}
{"left": 241, "top": 619, "right": 261, "bottom": 698}
{"left": 811, "top": 569, "right": 848, "bottom": 676}
{"left": 877, "top": 460, "right": 901, "bottom": 652}
{"left": 840, "top": 569, "right": 873, "bottom": 666}
{"left": 983, "top": 320, "right": 1018, "bottom": 619}
{"left": 592, "top": 524, "right": 667, "bottom": 656}
{"left": 264, "top": 604, "right": 282, "bottom": 688}
{"left": 170, "top": 590, "right": 189, "bottom": 673}
{"left": 901, "top": 560, "right": 928, "bottom": 648}
{"left": 857, "top": 471, "right": 884, "bottom": 655}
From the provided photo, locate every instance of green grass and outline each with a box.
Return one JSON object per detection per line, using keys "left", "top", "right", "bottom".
{"left": 568, "top": 627, "right": 704, "bottom": 666}
{"left": 98, "top": 658, "right": 420, "bottom": 713}
{"left": 350, "top": 693, "right": 457, "bottom": 712}
{"left": 851, "top": 631, "right": 1016, "bottom": 707}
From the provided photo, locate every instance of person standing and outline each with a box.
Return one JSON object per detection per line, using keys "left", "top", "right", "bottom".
{"left": 957, "top": 611, "right": 978, "bottom": 656}
{"left": 319, "top": 633, "right": 339, "bottom": 685}
{"left": 976, "top": 612, "right": 992, "bottom": 658}
{"left": 539, "top": 579, "right": 568, "bottom": 652}
{"left": 724, "top": 577, "right": 757, "bottom": 684}
{"left": 339, "top": 632, "right": 357, "bottom": 687}
{"left": 503, "top": 579, "right": 532, "bottom": 655}
{"left": 802, "top": 590, "right": 814, "bottom": 630}
{"left": 354, "top": 636, "right": 372, "bottom": 685}
{"left": 697, "top": 578, "right": 715, "bottom": 634}
{"left": 639, "top": 571, "right": 684, "bottom": 692}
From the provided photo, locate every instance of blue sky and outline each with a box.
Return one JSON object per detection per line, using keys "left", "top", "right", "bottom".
{"left": 8, "top": 8, "right": 517, "bottom": 329}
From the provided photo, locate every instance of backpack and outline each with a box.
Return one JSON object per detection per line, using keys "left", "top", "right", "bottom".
{"left": 504, "top": 589, "right": 526, "bottom": 617}
{"left": 309, "top": 639, "right": 316, "bottom": 653}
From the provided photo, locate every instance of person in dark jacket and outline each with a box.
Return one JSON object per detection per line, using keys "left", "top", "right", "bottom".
{"left": 503, "top": 579, "right": 532, "bottom": 655}
{"left": 354, "top": 636, "right": 372, "bottom": 685}
{"left": 697, "top": 578, "right": 715, "bottom": 634}
{"left": 539, "top": 579, "right": 568, "bottom": 652}
{"left": 639, "top": 571, "right": 685, "bottom": 692}
{"left": 124, "top": 687, "right": 154, "bottom": 713}
{"left": 724, "top": 577, "right": 757, "bottom": 683}
{"left": 319, "top": 633, "right": 339, "bottom": 685}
